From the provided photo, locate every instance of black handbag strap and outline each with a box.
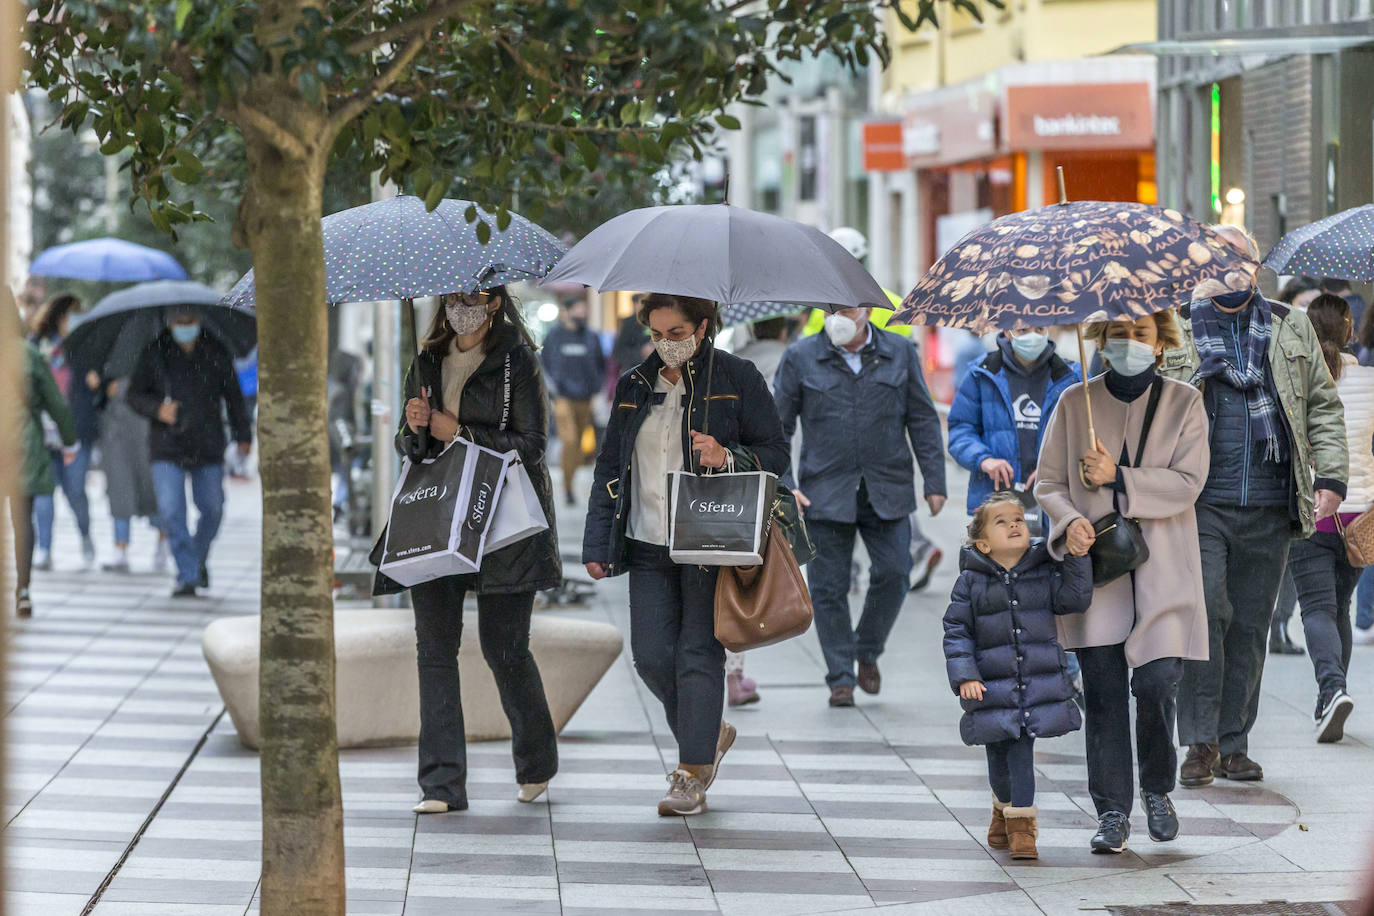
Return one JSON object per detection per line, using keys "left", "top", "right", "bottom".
{"left": 1112, "top": 375, "right": 1164, "bottom": 513}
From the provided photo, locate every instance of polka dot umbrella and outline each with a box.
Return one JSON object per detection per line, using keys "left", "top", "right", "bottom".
{"left": 1263, "top": 204, "right": 1374, "bottom": 282}
{"left": 219, "top": 196, "right": 567, "bottom": 310}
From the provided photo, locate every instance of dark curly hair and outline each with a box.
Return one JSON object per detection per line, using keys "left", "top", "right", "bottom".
{"left": 636, "top": 293, "right": 720, "bottom": 338}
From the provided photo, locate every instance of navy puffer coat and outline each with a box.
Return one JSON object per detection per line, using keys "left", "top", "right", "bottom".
{"left": 943, "top": 542, "right": 1092, "bottom": 746}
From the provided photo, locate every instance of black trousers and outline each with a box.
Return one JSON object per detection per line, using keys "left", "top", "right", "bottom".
{"left": 411, "top": 579, "right": 558, "bottom": 807}
{"left": 986, "top": 733, "right": 1036, "bottom": 807}
{"left": 1291, "top": 532, "right": 1361, "bottom": 702}
{"left": 1078, "top": 643, "right": 1183, "bottom": 816}
{"left": 9, "top": 494, "right": 33, "bottom": 593}
{"left": 1178, "top": 503, "right": 1290, "bottom": 756}
{"left": 626, "top": 539, "right": 724, "bottom": 766}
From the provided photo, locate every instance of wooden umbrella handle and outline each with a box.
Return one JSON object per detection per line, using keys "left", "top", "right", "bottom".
{"left": 1076, "top": 324, "right": 1098, "bottom": 489}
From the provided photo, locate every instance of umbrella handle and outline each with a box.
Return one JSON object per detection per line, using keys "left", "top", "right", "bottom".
{"left": 1075, "top": 325, "right": 1098, "bottom": 490}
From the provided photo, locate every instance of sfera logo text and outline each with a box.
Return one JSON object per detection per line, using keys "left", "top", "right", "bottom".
{"left": 689, "top": 499, "right": 744, "bottom": 517}
{"left": 466, "top": 481, "right": 494, "bottom": 529}
{"left": 399, "top": 484, "right": 447, "bottom": 506}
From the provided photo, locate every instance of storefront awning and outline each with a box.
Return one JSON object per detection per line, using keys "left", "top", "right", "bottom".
{"left": 1115, "top": 29, "right": 1374, "bottom": 57}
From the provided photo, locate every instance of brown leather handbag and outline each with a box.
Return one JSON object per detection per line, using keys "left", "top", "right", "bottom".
{"left": 714, "top": 515, "right": 814, "bottom": 653}
{"left": 1334, "top": 509, "right": 1374, "bottom": 568}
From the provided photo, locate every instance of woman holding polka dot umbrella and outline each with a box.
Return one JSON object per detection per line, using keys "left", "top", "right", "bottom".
{"left": 1263, "top": 204, "right": 1374, "bottom": 282}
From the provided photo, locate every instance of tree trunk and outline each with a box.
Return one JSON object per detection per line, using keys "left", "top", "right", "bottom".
{"left": 240, "top": 113, "right": 345, "bottom": 915}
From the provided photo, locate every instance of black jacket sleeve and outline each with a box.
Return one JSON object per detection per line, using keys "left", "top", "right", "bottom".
{"left": 461, "top": 347, "right": 549, "bottom": 466}
{"left": 903, "top": 340, "right": 947, "bottom": 497}
{"left": 582, "top": 375, "right": 627, "bottom": 565}
{"left": 126, "top": 342, "right": 165, "bottom": 423}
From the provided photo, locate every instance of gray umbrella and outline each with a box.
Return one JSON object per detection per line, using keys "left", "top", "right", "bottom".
{"left": 220, "top": 196, "right": 567, "bottom": 309}
{"left": 64, "top": 280, "right": 256, "bottom": 378}
{"left": 541, "top": 204, "right": 888, "bottom": 310}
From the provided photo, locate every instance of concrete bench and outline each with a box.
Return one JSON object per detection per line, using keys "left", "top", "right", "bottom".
{"left": 202, "top": 609, "right": 623, "bottom": 750}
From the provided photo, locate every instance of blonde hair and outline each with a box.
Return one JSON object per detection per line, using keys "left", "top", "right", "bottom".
{"left": 1083, "top": 309, "right": 1183, "bottom": 364}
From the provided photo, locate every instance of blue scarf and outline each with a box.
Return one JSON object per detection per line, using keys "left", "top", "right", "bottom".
{"left": 1190, "top": 293, "right": 1287, "bottom": 463}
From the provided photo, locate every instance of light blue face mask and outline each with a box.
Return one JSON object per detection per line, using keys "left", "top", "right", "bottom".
{"left": 1009, "top": 331, "right": 1049, "bottom": 361}
{"left": 171, "top": 323, "right": 201, "bottom": 345}
{"left": 1101, "top": 338, "right": 1156, "bottom": 376}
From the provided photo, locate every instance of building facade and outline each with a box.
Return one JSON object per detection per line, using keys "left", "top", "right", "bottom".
{"left": 1154, "top": 3, "right": 1374, "bottom": 261}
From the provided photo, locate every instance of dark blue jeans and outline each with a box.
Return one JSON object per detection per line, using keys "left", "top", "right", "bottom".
{"left": 1078, "top": 644, "right": 1182, "bottom": 816}
{"left": 626, "top": 539, "right": 724, "bottom": 766}
{"left": 151, "top": 461, "right": 225, "bottom": 588}
{"left": 1290, "top": 532, "right": 1361, "bottom": 701}
{"left": 1356, "top": 567, "right": 1374, "bottom": 631}
{"left": 806, "top": 483, "right": 912, "bottom": 688}
{"left": 986, "top": 733, "right": 1035, "bottom": 807}
{"left": 410, "top": 580, "right": 557, "bottom": 806}
{"left": 33, "top": 443, "right": 92, "bottom": 550}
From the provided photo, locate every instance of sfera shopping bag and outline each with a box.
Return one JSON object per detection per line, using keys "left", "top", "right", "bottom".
{"left": 667, "top": 470, "right": 777, "bottom": 566}
{"left": 483, "top": 454, "right": 550, "bottom": 555}
{"left": 378, "top": 438, "right": 511, "bottom": 587}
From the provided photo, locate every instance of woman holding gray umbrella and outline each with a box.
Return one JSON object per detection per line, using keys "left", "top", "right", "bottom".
{"left": 390, "top": 286, "right": 561, "bottom": 814}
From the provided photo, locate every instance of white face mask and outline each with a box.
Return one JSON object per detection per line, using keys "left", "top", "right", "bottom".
{"left": 446, "top": 303, "right": 491, "bottom": 335}
{"left": 654, "top": 333, "right": 699, "bottom": 369}
{"left": 1009, "top": 331, "right": 1049, "bottom": 361}
{"left": 1101, "top": 338, "right": 1157, "bottom": 376}
{"left": 824, "top": 313, "right": 859, "bottom": 347}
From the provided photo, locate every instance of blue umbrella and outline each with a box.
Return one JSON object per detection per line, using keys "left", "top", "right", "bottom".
{"left": 30, "top": 237, "right": 188, "bottom": 283}
{"left": 1263, "top": 204, "right": 1374, "bottom": 282}
{"left": 219, "top": 196, "right": 567, "bottom": 309}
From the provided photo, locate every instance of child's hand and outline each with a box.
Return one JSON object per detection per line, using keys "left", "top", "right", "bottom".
{"left": 959, "top": 681, "right": 986, "bottom": 701}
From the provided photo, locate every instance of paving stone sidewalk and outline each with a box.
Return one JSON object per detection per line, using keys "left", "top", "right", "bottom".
{"left": 5, "top": 467, "right": 1373, "bottom": 915}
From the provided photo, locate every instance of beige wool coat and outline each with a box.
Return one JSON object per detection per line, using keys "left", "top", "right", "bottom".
{"left": 1034, "top": 375, "right": 1211, "bottom": 666}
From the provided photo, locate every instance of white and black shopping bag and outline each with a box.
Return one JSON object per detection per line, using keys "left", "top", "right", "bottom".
{"left": 483, "top": 454, "right": 550, "bottom": 556}
{"left": 667, "top": 470, "right": 778, "bottom": 566}
{"left": 378, "top": 438, "right": 511, "bottom": 587}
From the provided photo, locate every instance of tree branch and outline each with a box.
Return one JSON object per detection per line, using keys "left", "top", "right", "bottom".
{"left": 327, "top": 33, "right": 427, "bottom": 135}
{"left": 490, "top": 33, "right": 610, "bottom": 99}
{"left": 231, "top": 103, "right": 310, "bottom": 160}
{"left": 342, "top": 0, "right": 473, "bottom": 55}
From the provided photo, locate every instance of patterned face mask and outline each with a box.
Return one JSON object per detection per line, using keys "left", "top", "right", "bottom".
{"left": 654, "top": 333, "right": 699, "bottom": 368}
{"left": 445, "top": 302, "right": 490, "bottom": 335}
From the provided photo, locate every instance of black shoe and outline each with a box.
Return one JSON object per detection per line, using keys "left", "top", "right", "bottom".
{"left": 1269, "top": 622, "right": 1305, "bottom": 656}
{"left": 1316, "top": 690, "right": 1354, "bottom": 744}
{"left": 1090, "top": 811, "right": 1130, "bottom": 854}
{"left": 1140, "top": 789, "right": 1179, "bottom": 842}
{"left": 171, "top": 583, "right": 198, "bottom": 599}
{"left": 564, "top": 491, "right": 575, "bottom": 507}
{"left": 199, "top": 565, "right": 210, "bottom": 589}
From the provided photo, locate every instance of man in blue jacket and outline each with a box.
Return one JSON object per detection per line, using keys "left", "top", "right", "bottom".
{"left": 775, "top": 306, "right": 947, "bottom": 708}
{"left": 540, "top": 299, "right": 606, "bottom": 505}
{"left": 948, "top": 327, "right": 1081, "bottom": 514}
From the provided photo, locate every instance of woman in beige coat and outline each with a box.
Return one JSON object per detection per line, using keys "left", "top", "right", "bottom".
{"left": 1036, "top": 309, "right": 1210, "bottom": 856}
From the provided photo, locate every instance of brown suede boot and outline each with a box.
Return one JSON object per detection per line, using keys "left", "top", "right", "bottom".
{"left": 1003, "top": 805, "right": 1039, "bottom": 860}
{"left": 987, "top": 798, "right": 1009, "bottom": 849}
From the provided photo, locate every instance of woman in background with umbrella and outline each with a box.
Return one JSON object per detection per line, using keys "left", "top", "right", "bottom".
{"left": 28, "top": 293, "right": 97, "bottom": 570}
{"left": 1036, "top": 310, "right": 1210, "bottom": 855}
{"left": 385, "top": 286, "right": 562, "bottom": 814}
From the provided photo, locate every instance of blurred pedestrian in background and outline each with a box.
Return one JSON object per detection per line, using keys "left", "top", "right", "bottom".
{"left": 1171, "top": 226, "right": 1348, "bottom": 788}
{"left": 28, "top": 293, "right": 96, "bottom": 569}
{"left": 775, "top": 303, "right": 946, "bottom": 708}
{"left": 608, "top": 293, "right": 652, "bottom": 398}
{"left": 1320, "top": 277, "right": 1367, "bottom": 331}
{"left": 229, "top": 347, "right": 258, "bottom": 479}
{"left": 540, "top": 297, "right": 605, "bottom": 505}
{"left": 1289, "top": 294, "right": 1373, "bottom": 743}
{"left": 584, "top": 294, "right": 786, "bottom": 816}
{"left": 128, "top": 308, "right": 252, "bottom": 598}
{"left": 10, "top": 293, "right": 77, "bottom": 617}
{"left": 96, "top": 373, "right": 165, "bottom": 573}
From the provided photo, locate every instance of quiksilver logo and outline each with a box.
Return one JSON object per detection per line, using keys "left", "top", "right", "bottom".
{"left": 399, "top": 484, "right": 447, "bottom": 506}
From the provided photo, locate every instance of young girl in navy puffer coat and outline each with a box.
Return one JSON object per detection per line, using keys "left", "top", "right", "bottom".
{"left": 943, "top": 491, "right": 1093, "bottom": 860}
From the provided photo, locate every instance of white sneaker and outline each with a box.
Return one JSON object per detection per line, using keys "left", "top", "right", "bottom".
{"left": 102, "top": 547, "right": 130, "bottom": 572}
{"left": 1316, "top": 691, "right": 1354, "bottom": 744}
{"left": 1353, "top": 627, "right": 1374, "bottom": 646}
{"left": 33, "top": 548, "right": 52, "bottom": 571}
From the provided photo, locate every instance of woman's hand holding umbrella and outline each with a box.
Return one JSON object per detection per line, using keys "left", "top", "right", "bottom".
{"left": 1081, "top": 438, "right": 1117, "bottom": 488}
{"left": 690, "top": 431, "right": 728, "bottom": 469}
{"left": 404, "top": 395, "right": 431, "bottom": 433}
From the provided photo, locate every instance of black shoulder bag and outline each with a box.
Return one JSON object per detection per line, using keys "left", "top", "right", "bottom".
{"left": 1089, "top": 376, "right": 1163, "bottom": 586}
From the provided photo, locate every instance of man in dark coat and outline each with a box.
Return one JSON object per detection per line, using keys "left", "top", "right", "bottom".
{"left": 540, "top": 299, "right": 606, "bottom": 505}
{"left": 128, "top": 309, "right": 252, "bottom": 598}
{"left": 774, "top": 306, "right": 947, "bottom": 707}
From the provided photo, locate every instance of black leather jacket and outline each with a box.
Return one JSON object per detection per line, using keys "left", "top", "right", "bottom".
{"left": 582, "top": 340, "right": 789, "bottom": 576}
{"left": 371, "top": 324, "right": 561, "bottom": 596}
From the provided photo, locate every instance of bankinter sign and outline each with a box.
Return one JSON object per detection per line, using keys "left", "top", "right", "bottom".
{"left": 1004, "top": 82, "right": 1153, "bottom": 151}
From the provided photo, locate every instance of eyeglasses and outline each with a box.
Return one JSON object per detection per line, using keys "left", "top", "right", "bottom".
{"left": 443, "top": 291, "right": 494, "bottom": 307}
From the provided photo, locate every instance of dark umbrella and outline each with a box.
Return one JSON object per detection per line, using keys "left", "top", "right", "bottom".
{"left": 542, "top": 204, "right": 888, "bottom": 310}
{"left": 30, "top": 238, "right": 188, "bottom": 283}
{"left": 220, "top": 196, "right": 567, "bottom": 310}
{"left": 720, "top": 301, "right": 806, "bottom": 327}
{"left": 896, "top": 169, "right": 1257, "bottom": 484}
{"left": 1263, "top": 204, "right": 1374, "bottom": 281}
{"left": 64, "top": 280, "right": 255, "bottom": 378}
